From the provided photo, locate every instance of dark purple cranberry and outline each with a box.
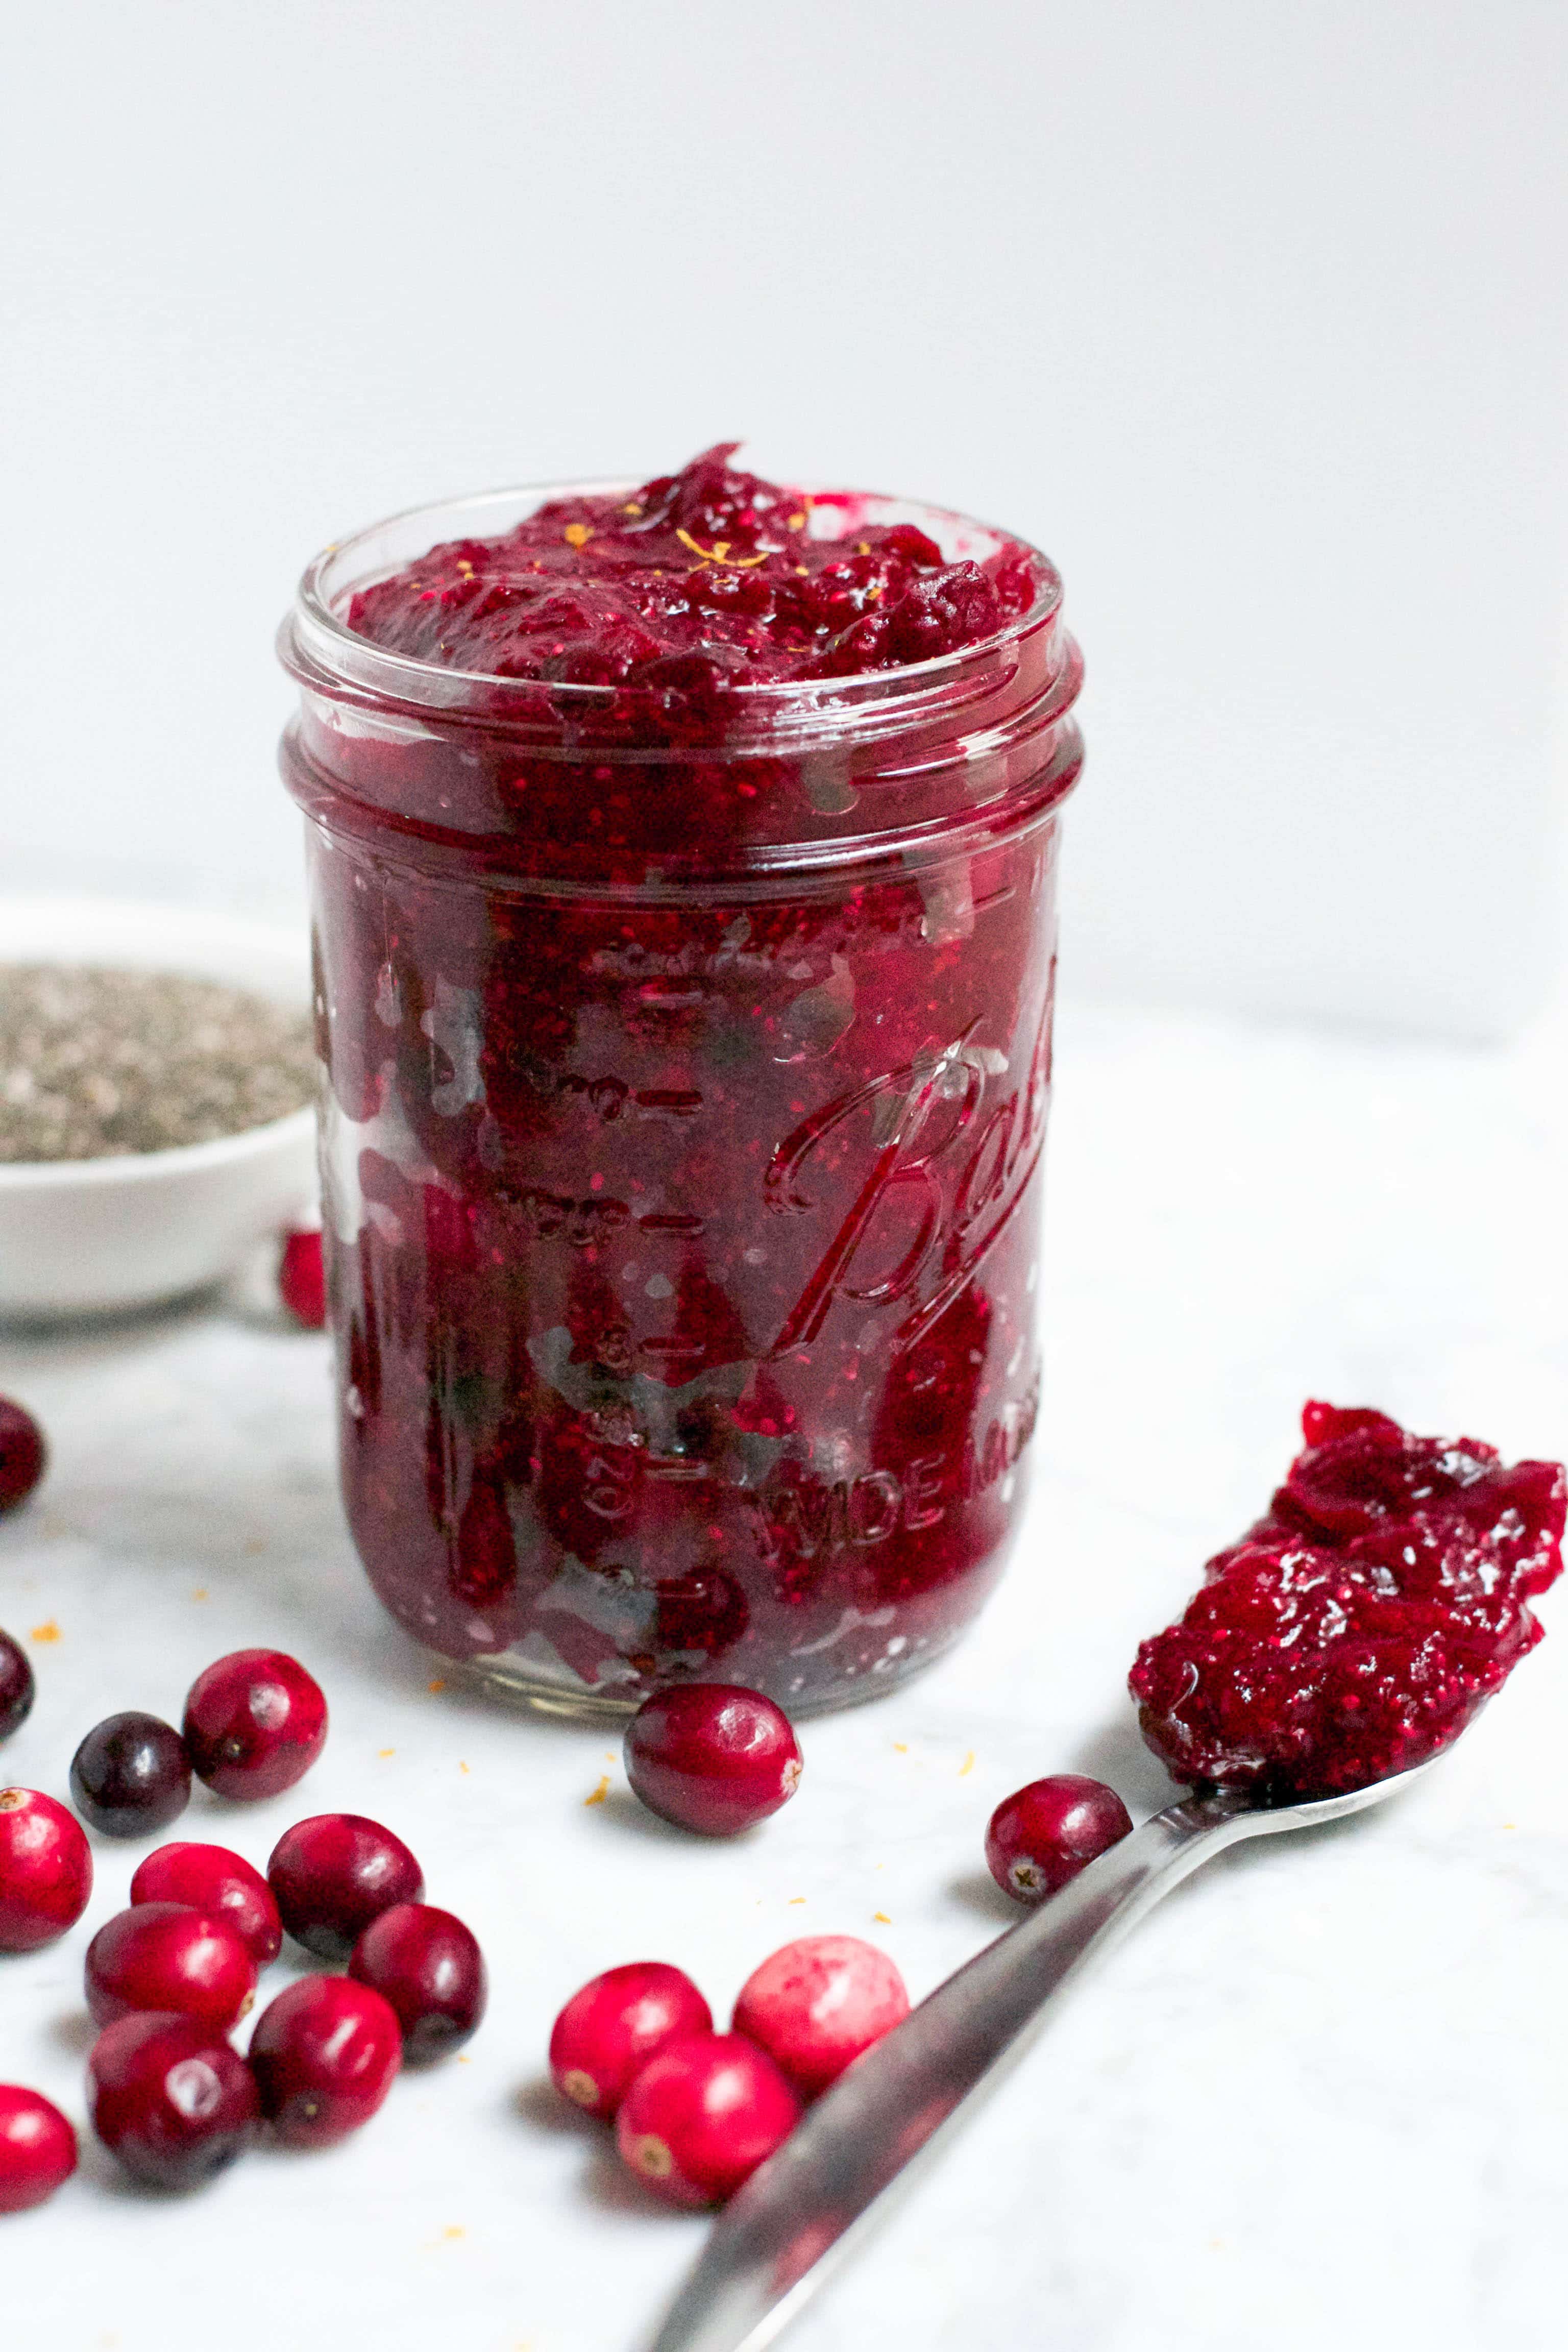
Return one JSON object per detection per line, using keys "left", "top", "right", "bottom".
{"left": 984, "top": 1775, "right": 1135, "bottom": 1903}
{"left": 278, "top": 1229, "right": 327, "bottom": 1328}
{"left": 88, "top": 2011, "right": 259, "bottom": 2190}
{"left": 267, "top": 1814, "right": 425, "bottom": 1962}
{"left": 0, "top": 1788, "right": 93, "bottom": 1952}
{"left": 0, "top": 2086, "right": 78, "bottom": 2212}
{"left": 0, "top": 1630, "right": 34, "bottom": 1745}
{"left": 131, "top": 1842, "right": 283, "bottom": 1968}
{"left": 347, "top": 1903, "right": 487, "bottom": 2065}
{"left": 249, "top": 1974, "right": 402, "bottom": 2146}
{"left": 182, "top": 1649, "right": 328, "bottom": 1801}
{"left": 69, "top": 1711, "right": 191, "bottom": 1839}
{"left": 623, "top": 1685, "right": 803, "bottom": 1836}
{"left": 0, "top": 1398, "right": 45, "bottom": 1516}
{"left": 549, "top": 1961, "right": 714, "bottom": 2119}
{"left": 85, "top": 1904, "right": 257, "bottom": 2033}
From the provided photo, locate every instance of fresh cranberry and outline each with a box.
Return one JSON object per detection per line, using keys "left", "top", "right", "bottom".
{"left": 347, "top": 1903, "right": 487, "bottom": 2065}
{"left": 984, "top": 1776, "right": 1135, "bottom": 1904}
{"left": 182, "top": 1649, "right": 328, "bottom": 1801}
{"left": 0, "top": 1788, "right": 92, "bottom": 1953}
{"left": 0, "top": 1631, "right": 33, "bottom": 1744}
{"left": 616, "top": 2033, "right": 801, "bottom": 2209}
{"left": 0, "top": 2086, "right": 78, "bottom": 2213}
{"left": 548, "top": 1961, "right": 713, "bottom": 2118}
{"left": 69, "top": 1711, "right": 191, "bottom": 1839}
{"left": 623, "top": 1686, "right": 803, "bottom": 1836}
{"left": 248, "top": 1974, "right": 402, "bottom": 2146}
{"left": 131, "top": 1842, "right": 282, "bottom": 1968}
{"left": 85, "top": 1904, "right": 257, "bottom": 2033}
{"left": 0, "top": 1398, "right": 45, "bottom": 1516}
{"left": 267, "top": 1814, "right": 424, "bottom": 1962}
{"left": 732, "top": 1935, "right": 911, "bottom": 2097}
{"left": 88, "top": 2011, "right": 259, "bottom": 2190}
{"left": 1131, "top": 1404, "right": 1568, "bottom": 1798}
{"left": 278, "top": 1229, "right": 327, "bottom": 1329}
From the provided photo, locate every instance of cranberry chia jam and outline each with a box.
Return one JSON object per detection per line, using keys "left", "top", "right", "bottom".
{"left": 1132, "top": 1403, "right": 1565, "bottom": 1798}
{"left": 279, "top": 447, "right": 1083, "bottom": 1713}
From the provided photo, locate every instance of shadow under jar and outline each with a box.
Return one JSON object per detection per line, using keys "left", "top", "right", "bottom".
{"left": 278, "top": 479, "right": 1083, "bottom": 1717}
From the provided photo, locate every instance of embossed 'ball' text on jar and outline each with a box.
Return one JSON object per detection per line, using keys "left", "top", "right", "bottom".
{"left": 278, "top": 482, "right": 1084, "bottom": 1717}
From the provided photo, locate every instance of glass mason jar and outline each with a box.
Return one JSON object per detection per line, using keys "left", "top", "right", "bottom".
{"left": 278, "top": 482, "right": 1083, "bottom": 1717}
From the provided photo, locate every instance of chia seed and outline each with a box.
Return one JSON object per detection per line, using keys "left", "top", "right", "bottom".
{"left": 0, "top": 965, "right": 317, "bottom": 1163}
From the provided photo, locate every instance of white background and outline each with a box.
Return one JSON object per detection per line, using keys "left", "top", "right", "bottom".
{"left": 4, "top": 0, "right": 1566, "bottom": 1036}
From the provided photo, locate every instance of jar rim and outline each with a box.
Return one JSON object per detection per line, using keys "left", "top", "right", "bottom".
{"left": 282, "top": 476, "right": 1068, "bottom": 734}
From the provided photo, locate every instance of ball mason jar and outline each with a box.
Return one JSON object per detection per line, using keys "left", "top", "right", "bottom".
{"left": 278, "top": 482, "right": 1084, "bottom": 1716}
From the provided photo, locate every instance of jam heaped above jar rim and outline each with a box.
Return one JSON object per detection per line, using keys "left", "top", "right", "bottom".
{"left": 289, "top": 480, "right": 1065, "bottom": 694}
{"left": 282, "top": 467, "right": 1077, "bottom": 774}
{"left": 279, "top": 473, "right": 1083, "bottom": 881}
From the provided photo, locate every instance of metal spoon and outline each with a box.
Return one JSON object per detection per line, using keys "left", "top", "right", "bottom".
{"left": 644, "top": 1754, "right": 1440, "bottom": 2352}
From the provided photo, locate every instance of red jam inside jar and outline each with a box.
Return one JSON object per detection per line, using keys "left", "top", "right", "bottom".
{"left": 1131, "top": 1402, "right": 1566, "bottom": 1798}
{"left": 279, "top": 448, "right": 1083, "bottom": 1713}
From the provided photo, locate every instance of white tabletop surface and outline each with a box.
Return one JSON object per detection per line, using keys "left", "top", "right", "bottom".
{"left": 2, "top": 997, "right": 1564, "bottom": 2352}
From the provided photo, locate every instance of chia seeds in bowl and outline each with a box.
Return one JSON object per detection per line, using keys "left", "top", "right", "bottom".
{"left": 0, "top": 966, "right": 316, "bottom": 1164}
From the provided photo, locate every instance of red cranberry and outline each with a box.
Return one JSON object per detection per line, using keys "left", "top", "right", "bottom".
{"left": 548, "top": 1961, "right": 713, "bottom": 2119}
{"left": 249, "top": 1974, "right": 402, "bottom": 2146}
{"left": 623, "top": 1685, "right": 803, "bottom": 1836}
{"left": 69, "top": 1711, "right": 191, "bottom": 1839}
{"left": 0, "top": 2086, "right": 78, "bottom": 2213}
{"left": 182, "top": 1649, "right": 328, "bottom": 1801}
{"left": 0, "top": 1631, "right": 34, "bottom": 1744}
{"left": 0, "top": 1788, "right": 92, "bottom": 1953}
{"left": 132, "top": 1842, "right": 282, "bottom": 1968}
{"left": 278, "top": 1229, "right": 327, "bottom": 1329}
{"left": 267, "top": 1814, "right": 424, "bottom": 1962}
{"left": 88, "top": 2011, "right": 259, "bottom": 2190}
{"left": 0, "top": 1398, "right": 45, "bottom": 1516}
{"left": 616, "top": 2033, "right": 801, "bottom": 2209}
{"left": 732, "top": 1935, "right": 911, "bottom": 2097}
{"left": 347, "top": 1903, "right": 487, "bottom": 2065}
{"left": 984, "top": 1774, "right": 1134, "bottom": 1903}
{"left": 85, "top": 1904, "right": 257, "bottom": 2034}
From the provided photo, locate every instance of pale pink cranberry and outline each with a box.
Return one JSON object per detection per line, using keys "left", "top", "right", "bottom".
{"left": 85, "top": 1904, "right": 257, "bottom": 2034}
{"left": 984, "top": 1774, "right": 1134, "bottom": 1903}
{"left": 0, "top": 1789, "right": 92, "bottom": 1953}
{"left": 0, "top": 2086, "right": 77, "bottom": 2213}
{"left": 182, "top": 1649, "right": 328, "bottom": 1802}
{"left": 732, "top": 1935, "right": 911, "bottom": 2097}
{"left": 267, "top": 1814, "right": 424, "bottom": 1963}
{"left": 88, "top": 2012, "right": 260, "bottom": 2191}
{"left": 278, "top": 1229, "right": 327, "bottom": 1328}
{"left": 248, "top": 1974, "right": 402, "bottom": 2146}
{"left": 623, "top": 1685, "right": 803, "bottom": 1836}
{"left": 131, "top": 1843, "right": 283, "bottom": 1968}
{"left": 348, "top": 1903, "right": 487, "bottom": 2065}
{"left": 549, "top": 1961, "right": 713, "bottom": 2119}
{"left": 0, "top": 1398, "right": 45, "bottom": 1516}
{"left": 617, "top": 2032, "right": 801, "bottom": 2209}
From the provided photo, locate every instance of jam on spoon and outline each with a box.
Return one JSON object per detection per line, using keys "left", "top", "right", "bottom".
{"left": 1131, "top": 1401, "right": 1565, "bottom": 1800}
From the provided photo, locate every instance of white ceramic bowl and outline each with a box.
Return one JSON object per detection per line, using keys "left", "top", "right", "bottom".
{"left": 0, "top": 898, "right": 318, "bottom": 1319}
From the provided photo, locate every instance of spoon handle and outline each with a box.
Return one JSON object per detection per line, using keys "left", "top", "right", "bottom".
{"left": 645, "top": 1790, "right": 1256, "bottom": 2352}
